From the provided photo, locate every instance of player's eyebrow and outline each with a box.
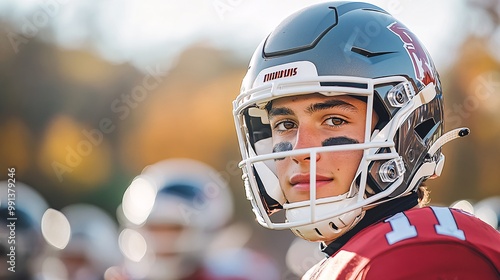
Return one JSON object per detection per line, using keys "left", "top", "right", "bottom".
{"left": 268, "top": 107, "right": 294, "bottom": 118}
{"left": 305, "top": 99, "right": 358, "bottom": 114}
{"left": 267, "top": 99, "right": 359, "bottom": 119}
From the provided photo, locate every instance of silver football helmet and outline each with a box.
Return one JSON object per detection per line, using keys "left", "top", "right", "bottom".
{"left": 233, "top": 1, "right": 468, "bottom": 242}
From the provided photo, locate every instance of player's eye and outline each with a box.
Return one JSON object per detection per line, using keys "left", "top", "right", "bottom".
{"left": 324, "top": 117, "right": 346, "bottom": 127}
{"left": 274, "top": 120, "right": 297, "bottom": 132}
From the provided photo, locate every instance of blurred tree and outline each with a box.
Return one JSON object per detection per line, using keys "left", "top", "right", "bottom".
{"left": 427, "top": 1, "right": 500, "bottom": 204}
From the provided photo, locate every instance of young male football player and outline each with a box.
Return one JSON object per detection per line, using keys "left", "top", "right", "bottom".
{"left": 232, "top": 2, "right": 500, "bottom": 279}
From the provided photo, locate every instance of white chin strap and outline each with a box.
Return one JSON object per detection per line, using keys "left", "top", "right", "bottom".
{"left": 285, "top": 195, "right": 364, "bottom": 242}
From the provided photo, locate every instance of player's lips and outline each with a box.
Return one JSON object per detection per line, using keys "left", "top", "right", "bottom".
{"left": 289, "top": 174, "right": 332, "bottom": 191}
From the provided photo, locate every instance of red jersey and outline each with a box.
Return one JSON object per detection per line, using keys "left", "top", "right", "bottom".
{"left": 303, "top": 206, "right": 500, "bottom": 280}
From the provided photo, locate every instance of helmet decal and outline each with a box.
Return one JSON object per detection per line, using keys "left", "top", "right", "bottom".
{"left": 388, "top": 21, "right": 436, "bottom": 86}
{"left": 263, "top": 67, "right": 298, "bottom": 83}
{"left": 253, "top": 60, "right": 317, "bottom": 88}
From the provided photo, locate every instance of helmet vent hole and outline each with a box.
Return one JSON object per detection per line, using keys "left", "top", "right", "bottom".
{"left": 329, "top": 222, "right": 338, "bottom": 230}
{"left": 414, "top": 118, "right": 436, "bottom": 140}
{"left": 314, "top": 228, "right": 324, "bottom": 237}
{"left": 294, "top": 229, "right": 305, "bottom": 239}
{"left": 350, "top": 46, "right": 394, "bottom": 58}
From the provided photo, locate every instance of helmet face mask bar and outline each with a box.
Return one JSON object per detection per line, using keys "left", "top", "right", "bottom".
{"left": 233, "top": 2, "right": 467, "bottom": 243}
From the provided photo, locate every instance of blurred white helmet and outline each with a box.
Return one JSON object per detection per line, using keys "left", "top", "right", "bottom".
{"left": 474, "top": 196, "right": 500, "bottom": 230}
{"left": 57, "top": 203, "right": 122, "bottom": 280}
{"left": 142, "top": 158, "right": 234, "bottom": 230}
{"left": 0, "top": 181, "right": 49, "bottom": 278}
{"left": 120, "top": 158, "right": 234, "bottom": 280}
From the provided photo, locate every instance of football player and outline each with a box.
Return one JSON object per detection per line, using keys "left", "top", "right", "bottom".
{"left": 120, "top": 158, "right": 234, "bottom": 280}
{"left": 232, "top": 1, "right": 500, "bottom": 279}
{"left": 56, "top": 203, "right": 123, "bottom": 280}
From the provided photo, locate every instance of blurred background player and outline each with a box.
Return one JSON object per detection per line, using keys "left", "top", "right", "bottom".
{"left": 44, "top": 203, "right": 123, "bottom": 280}
{"left": 122, "top": 159, "right": 233, "bottom": 280}
{"left": 119, "top": 158, "right": 276, "bottom": 280}
{"left": 0, "top": 181, "right": 49, "bottom": 280}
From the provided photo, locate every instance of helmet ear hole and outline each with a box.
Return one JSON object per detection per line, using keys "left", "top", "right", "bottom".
{"left": 414, "top": 118, "right": 437, "bottom": 140}
{"left": 373, "top": 88, "right": 391, "bottom": 130}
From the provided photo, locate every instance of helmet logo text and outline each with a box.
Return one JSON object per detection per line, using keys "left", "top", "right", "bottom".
{"left": 263, "top": 67, "right": 298, "bottom": 83}
{"left": 388, "top": 22, "right": 435, "bottom": 86}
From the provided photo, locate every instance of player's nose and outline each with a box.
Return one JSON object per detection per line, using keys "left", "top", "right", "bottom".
{"left": 291, "top": 126, "right": 321, "bottom": 164}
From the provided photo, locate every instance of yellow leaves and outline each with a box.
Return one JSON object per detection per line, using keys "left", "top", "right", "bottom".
{"left": 37, "top": 114, "right": 112, "bottom": 189}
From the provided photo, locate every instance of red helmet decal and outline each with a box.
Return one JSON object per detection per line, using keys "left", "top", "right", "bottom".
{"left": 388, "top": 22, "right": 435, "bottom": 86}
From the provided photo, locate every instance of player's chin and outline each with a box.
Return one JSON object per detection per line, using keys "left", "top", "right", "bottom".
{"left": 287, "top": 186, "right": 335, "bottom": 203}
{"left": 284, "top": 190, "right": 310, "bottom": 204}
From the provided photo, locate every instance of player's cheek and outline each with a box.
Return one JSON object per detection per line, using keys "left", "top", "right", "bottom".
{"left": 275, "top": 158, "right": 291, "bottom": 182}
{"left": 331, "top": 150, "right": 363, "bottom": 183}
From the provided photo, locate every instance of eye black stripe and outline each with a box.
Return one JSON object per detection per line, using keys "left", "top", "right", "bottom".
{"left": 272, "top": 142, "right": 293, "bottom": 161}
{"left": 322, "top": 137, "right": 359, "bottom": 146}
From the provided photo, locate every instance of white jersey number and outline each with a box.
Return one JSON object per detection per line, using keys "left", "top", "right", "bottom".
{"left": 385, "top": 206, "right": 465, "bottom": 245}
